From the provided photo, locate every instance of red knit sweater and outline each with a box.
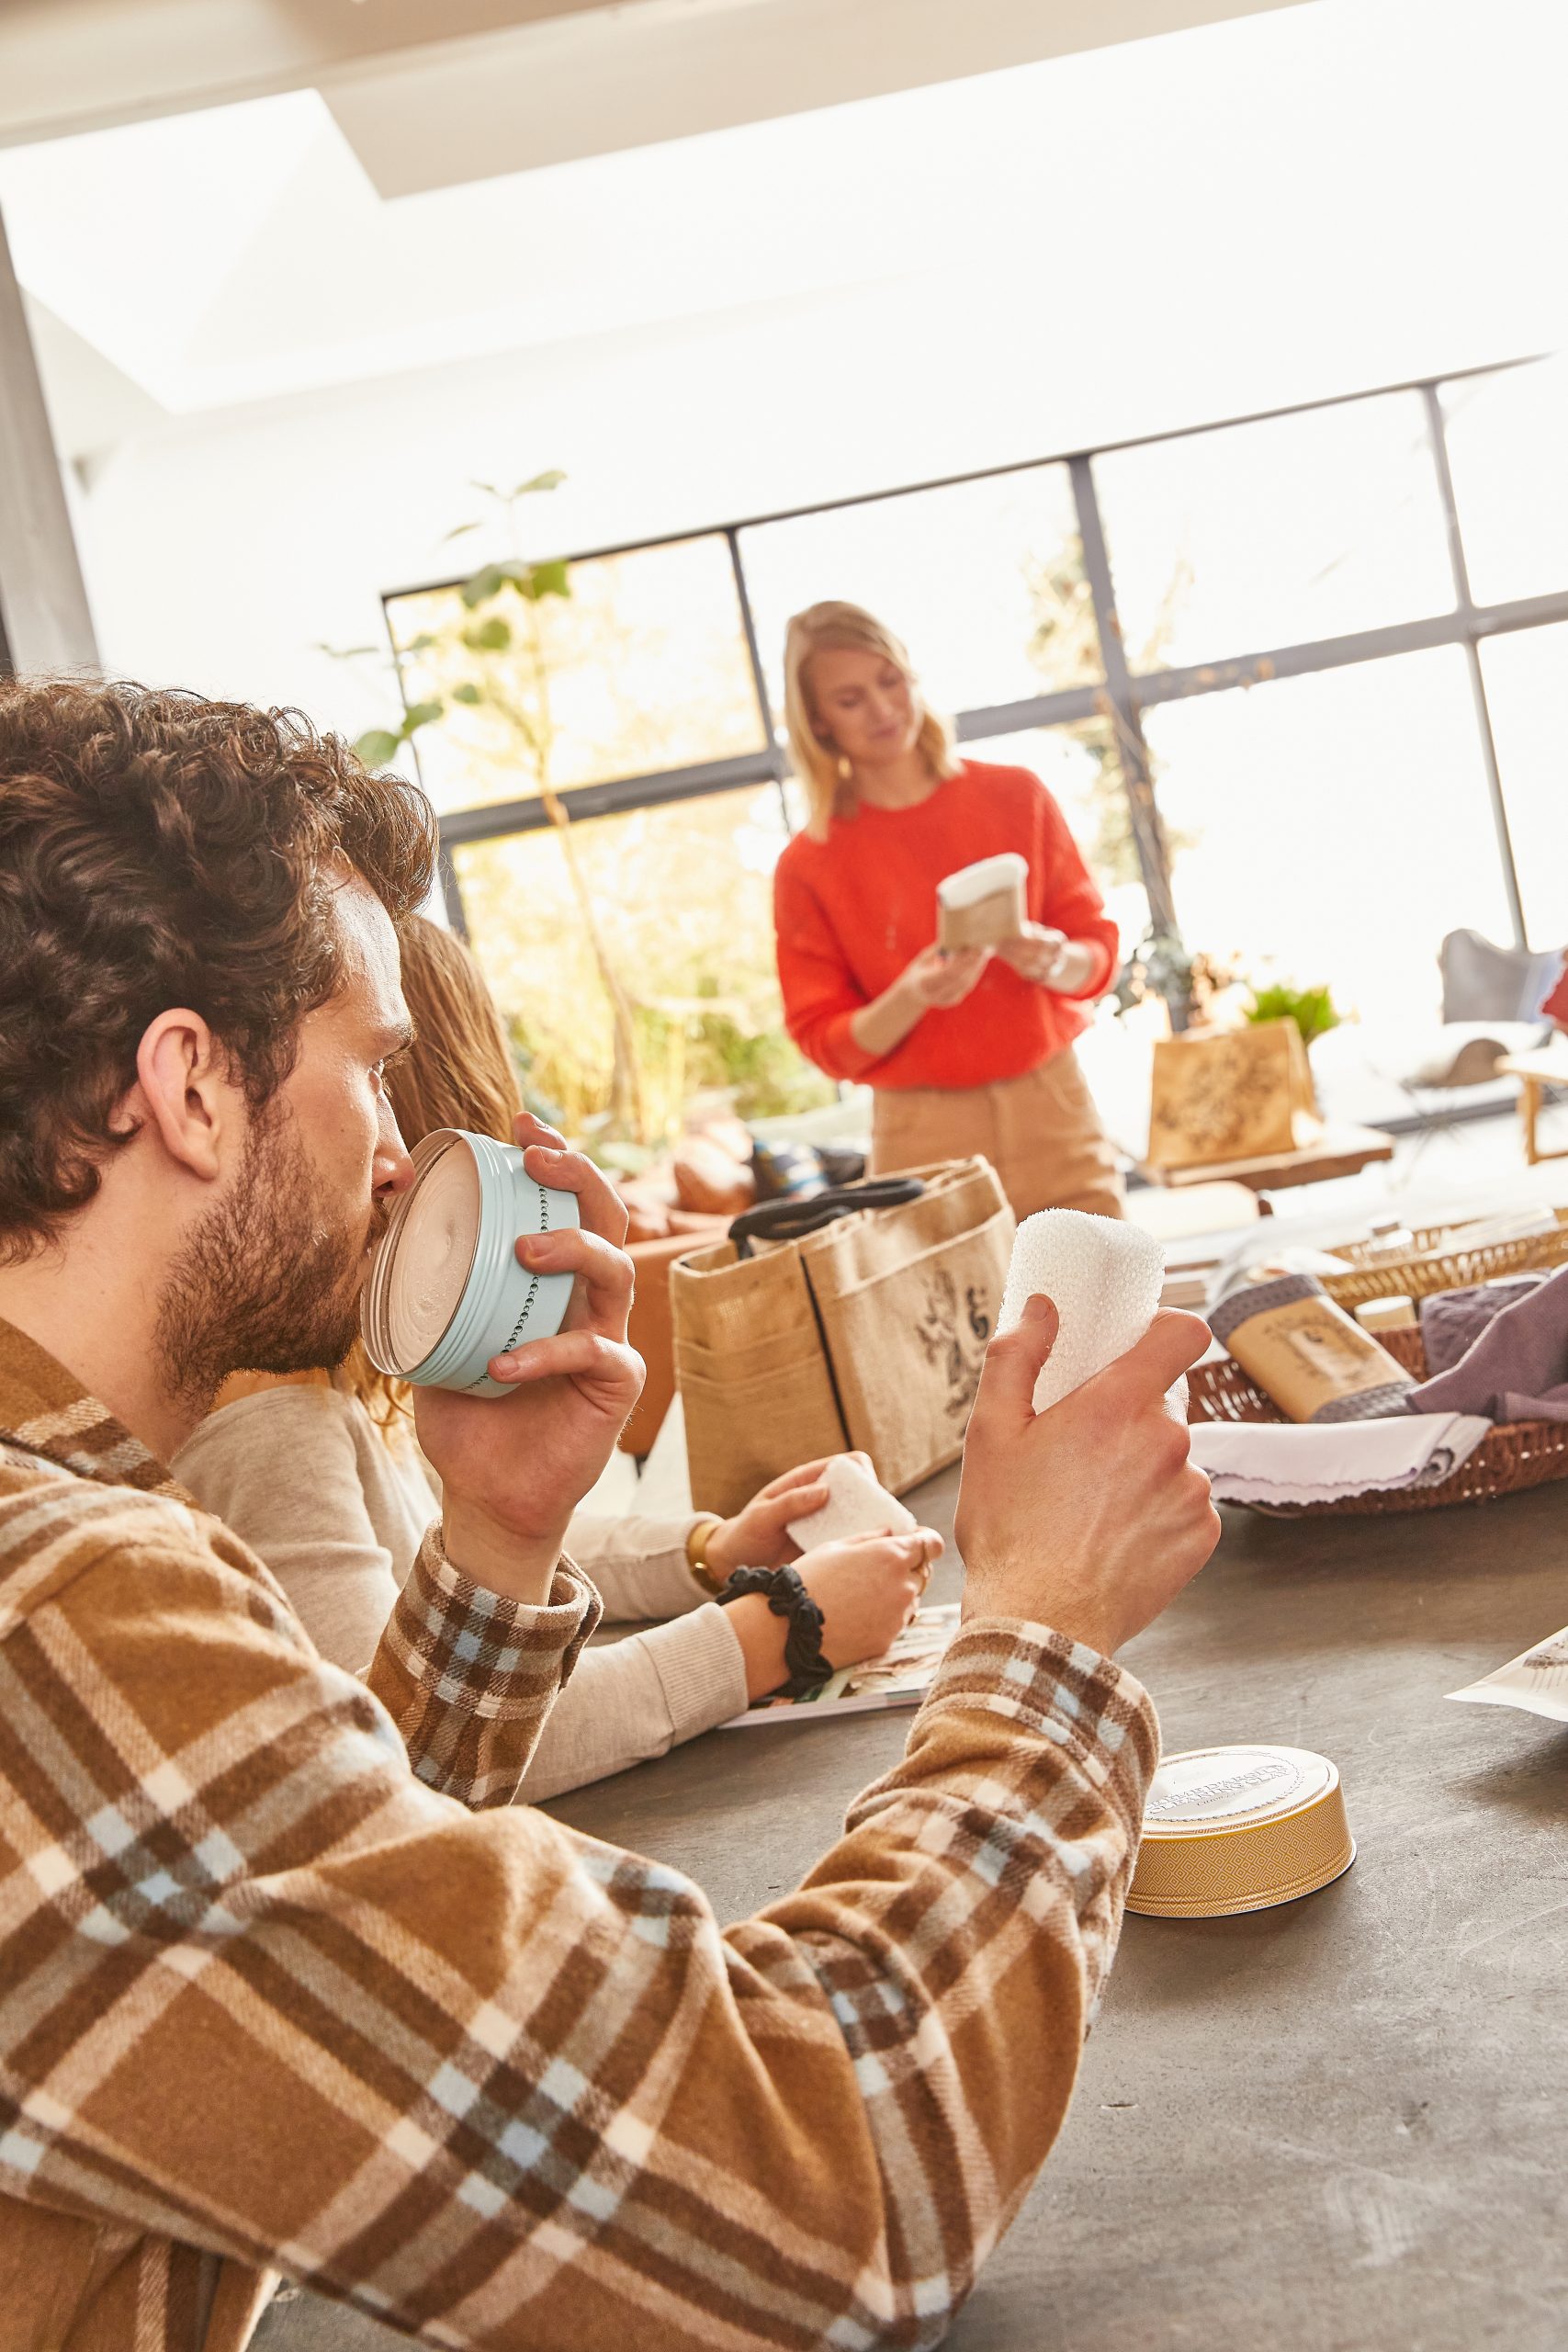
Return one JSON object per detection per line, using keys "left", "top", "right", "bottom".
{"left": 773, "top": 760, "right": 1119, "bottom": 1091}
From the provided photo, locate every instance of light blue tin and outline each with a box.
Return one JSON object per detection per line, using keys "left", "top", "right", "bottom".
{"left": 360, "top": 1127, "right": 580, "bottom": 1397}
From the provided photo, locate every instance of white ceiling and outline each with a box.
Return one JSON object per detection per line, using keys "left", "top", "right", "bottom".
{"left": 0, "top": 0, "right": 628, "bottom": 149}
{"left": 321, "top": 0, "right": 1317, "bottom": 198}
{"left": 0, "top": 4, "right": 1325, "bottom": 430}
{"left": 0, "top": 0, "right": 1318, "bottom": 175}
{"left": 2, "top": 0, "right": 1563, "bottom": 472}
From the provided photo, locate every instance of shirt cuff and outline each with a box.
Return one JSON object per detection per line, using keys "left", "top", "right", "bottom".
{"left": 1055, "top": 935, "right": 1117, "bottom": 1001}
{"left": 815, "top": 1009, "right": 886, "bottom": 1083}
{"left": 386, "top": 1526, "right": 604, "bottom": 1721}
{"left": 918, "top": 1616, "right": 1159, "bottom": 1816}
{"left": 642, "top": 1602, "right": 750, "bottom": 1741}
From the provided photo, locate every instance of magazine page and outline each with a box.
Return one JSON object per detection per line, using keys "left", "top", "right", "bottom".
{"left": 717, "top": 1602, "right": 961, "bottom": 1729}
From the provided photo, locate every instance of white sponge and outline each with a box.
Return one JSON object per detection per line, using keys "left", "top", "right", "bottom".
{"left": 936, "top": 851, "right": 1029, "bottom": 910}
{"left": 786, "top": 1455, "right": 918, "bottom": 1551}
{"left": 998, "top": 1209, "right": 1189, "bottom": 1424}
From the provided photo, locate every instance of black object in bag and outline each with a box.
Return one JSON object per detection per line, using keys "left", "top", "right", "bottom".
{"left": 728, "top": 1176, "right": 925, "bottom": 1261}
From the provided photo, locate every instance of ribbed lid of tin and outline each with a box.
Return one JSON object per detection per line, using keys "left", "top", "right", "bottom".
{"left": 1127, "top": 1744, "right": 1354, "bottom": 1919}
{"left": 361, "top": 1129, "right": 481, "bottom": 1379}
{"left": 387, "top": 1139, "right": 481, "bottom": 1370}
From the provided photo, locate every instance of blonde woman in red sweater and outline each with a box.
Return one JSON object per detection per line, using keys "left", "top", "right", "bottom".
{"left": 773, "top": 599, "right": 1123, "bottom": 1218}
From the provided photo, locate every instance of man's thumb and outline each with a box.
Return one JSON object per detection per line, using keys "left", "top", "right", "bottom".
{"left": 974, "top": 1294, "right": 1060, "bottom": 1427}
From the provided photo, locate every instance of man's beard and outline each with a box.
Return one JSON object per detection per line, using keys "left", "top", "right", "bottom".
{"left": 154, "top": 1103, "right": 386, "bottom": 1417}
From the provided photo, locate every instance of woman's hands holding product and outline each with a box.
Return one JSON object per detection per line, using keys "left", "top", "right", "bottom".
{"left": 954, "top": 1295, "right": 1219, "bottom": 1657}
{"left": 703, "top": 1452, "right": 878, "bottom": 1580}
{"left": 848, "top": 942, "right": 990, "bottom": 1060}
{"left": 995, "top": 925, "right": 1102, "bottom": 995}
{"left": 725, "top": 1528, "right": 942, "bottom": 1701}
{"left": 415, "top": 1114, "right": 643, "bottom": 1605}
{"left": 903, "top": 942, "right": 991, "bottom": 1009}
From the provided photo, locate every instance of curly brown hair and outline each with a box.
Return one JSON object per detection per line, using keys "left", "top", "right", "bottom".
{"left": 0, "top": 676, "right": 438, "bottom": 1261}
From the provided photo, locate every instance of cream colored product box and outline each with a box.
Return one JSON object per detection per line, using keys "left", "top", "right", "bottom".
{"left": 936, "top": 852, "right": 1028, "bottom": 951}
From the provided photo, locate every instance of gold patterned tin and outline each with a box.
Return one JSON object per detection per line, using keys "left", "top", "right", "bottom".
{"left": 1127, "top": 1744, "right": 1355, "bottom": 1918}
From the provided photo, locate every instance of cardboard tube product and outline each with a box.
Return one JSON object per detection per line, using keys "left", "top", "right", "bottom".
{"left": 1209, "top": 1272, "right": 1414, "bottom": 1423}
{"left": 1127, "top": 1744, "right": 1355, "bottom": 1918}
{"left": 362, "top": 1128, "right": 580, "bottom": 1396}
{"left": 936, "top": 852, "right": 1028, "bottom": 952}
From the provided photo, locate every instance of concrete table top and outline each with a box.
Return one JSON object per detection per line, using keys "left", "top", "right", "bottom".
{"left": 260, "top": 1470, "right": 1568, "bottom": 2351}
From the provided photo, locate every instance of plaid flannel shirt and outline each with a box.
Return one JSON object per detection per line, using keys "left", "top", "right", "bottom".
{"left": 0, "top": 1316, "right": 1159, "bottom": 2350}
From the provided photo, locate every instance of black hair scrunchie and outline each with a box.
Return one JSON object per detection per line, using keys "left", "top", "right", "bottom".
{"left": 716, "top": 1564, "right": 836, "bottom": 1698}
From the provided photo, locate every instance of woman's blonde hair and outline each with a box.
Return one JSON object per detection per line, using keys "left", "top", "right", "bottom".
{"left": 783, "top": 599, "right": 959, "bottom": 841}
{"left": 343, "top": 913, "right": 523, "bottom": 1430}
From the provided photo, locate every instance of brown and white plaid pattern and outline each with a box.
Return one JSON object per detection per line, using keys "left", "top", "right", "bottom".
{"left": 0, "top": 1317, "right": 1158, "bottom": 2350}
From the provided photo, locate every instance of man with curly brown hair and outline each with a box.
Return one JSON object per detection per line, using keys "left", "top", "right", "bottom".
{"left": 0, "top": 674, "right": 1217, "bottom": 2351}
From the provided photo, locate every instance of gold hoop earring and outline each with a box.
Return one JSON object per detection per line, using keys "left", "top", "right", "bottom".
{"left": 836, "top": 754, "right": 852, "bottom": 784}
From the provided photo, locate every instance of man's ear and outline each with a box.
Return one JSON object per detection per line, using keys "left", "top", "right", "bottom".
{"left": 124, "top": 1010, "right": 239, "bottom": 1183}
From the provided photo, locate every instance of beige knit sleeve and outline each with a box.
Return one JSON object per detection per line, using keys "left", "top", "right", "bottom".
{"left": 563, "top": 1508, "right": 712, "bottom": 1620}
{"left": 519, "top": 1602, "right": 749, "bottom": 1800}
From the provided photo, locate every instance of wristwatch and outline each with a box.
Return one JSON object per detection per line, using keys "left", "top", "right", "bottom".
{"left": 685, "top": 1515, "right": 726, "bottom": 1595}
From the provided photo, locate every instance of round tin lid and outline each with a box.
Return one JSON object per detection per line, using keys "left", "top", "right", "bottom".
{"left": 1128, "top": 1744, "right": 1353, "bottom": 1919}
{"left": 1141, "top": 1744, "right": 1335, "bottom": 1838}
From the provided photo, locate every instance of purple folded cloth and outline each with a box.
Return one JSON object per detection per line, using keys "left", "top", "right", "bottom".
{"left": 1418, "top": 1272, "right": 1546, "bottom": 1377}
{"left": 1407, "top": 1262, "right": 1568, "bottom": 1423}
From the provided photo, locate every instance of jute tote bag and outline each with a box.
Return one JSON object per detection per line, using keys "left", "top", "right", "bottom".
{"left": 1146, "top": 1017, "right": 1316, "bottom": 1170}
{"left": 671, "top": 1159, "right": 1015, "bottom": 1516}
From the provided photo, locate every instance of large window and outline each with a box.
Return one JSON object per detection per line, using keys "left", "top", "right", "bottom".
{"left": 1442, "top": 357, "right": 1568, "bottom": 608}
{"left": 1145, "top": 650, "right": 1515, "bottom": 1019}
{"left": 1093, "top": 393, "right": 1454, "bottom": 668}
{"left": 738, "top": 466, "right": 1093, "bottom": 715}
{"left": 387, "top": 534, "right": 766, "bottom": 820}
{"left": 448, "top": 785, "right": 830, "bottom": 1140}
{"left": 1478, "top": 623, "right": 1568, "bottom": 950}
{"left": 387, "top": 356, "right": 1568, "bottom": 1143}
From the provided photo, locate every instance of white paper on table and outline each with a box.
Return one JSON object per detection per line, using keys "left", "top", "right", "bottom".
{"left": 1449, "top": 1623, "right": 1568, "bottom": 1724}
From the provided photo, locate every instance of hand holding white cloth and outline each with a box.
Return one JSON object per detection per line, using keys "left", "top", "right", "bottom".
{"left": 997, "top": 1210, "right": 1189, "bottom": 1425}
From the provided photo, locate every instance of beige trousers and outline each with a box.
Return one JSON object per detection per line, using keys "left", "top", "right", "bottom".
{"left": 869, "top": 1050, "right": 1124, "bottom": 1221}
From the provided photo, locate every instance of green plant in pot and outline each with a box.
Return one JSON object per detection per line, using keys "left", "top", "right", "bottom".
{"left": 1247, "top": 980, "right": 1341, "bottom": 1048}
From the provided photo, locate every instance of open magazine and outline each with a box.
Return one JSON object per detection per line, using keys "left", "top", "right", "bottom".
{"left": 717, "top": 1602, "right": 961, "bottom": 1729}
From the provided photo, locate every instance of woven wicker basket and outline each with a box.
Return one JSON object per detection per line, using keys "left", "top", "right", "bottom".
{"left": 1189, "top": 1326, "right": 1568, "bottom": 1516}
{"left": 1319, "top": 1208, "right": 1568, "bottom": 1310}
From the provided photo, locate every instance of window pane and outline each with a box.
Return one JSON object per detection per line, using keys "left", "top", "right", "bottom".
{"left": 739, "top": 464, "right": 1097, "bottom": 718}
{"left": 387, "top": 535, "right": 765, "bottom": 820}
{"left": 1095, "top": 392, "right": 1454, "bottom": 673}
{"left": 1442, "top": 359, "right": 1568, "bottom": 608}
{"left": 451, "top": 786, "right": 832, "bottom": 1141}
{"left": 959, "top": 720, "right": 1147, "bottom": 955}
{"left": 1145, "top": 650, "right": 1511, "bottom": 1025}
{"left": 1480, "top": 624, "right": 1568, "bottom": 950}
